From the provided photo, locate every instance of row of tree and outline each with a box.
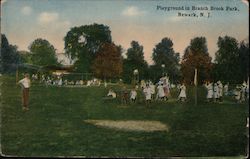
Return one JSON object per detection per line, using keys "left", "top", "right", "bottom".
{"left": 1, "top": 23, "right": 249, "bottom": 85}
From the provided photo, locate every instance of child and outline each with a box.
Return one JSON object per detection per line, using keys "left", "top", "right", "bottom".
{"left": 130, "top": 88, "right": 137, "bottom": 103}
{"left": 157, "top": 83, "right": 165, "bottom": 101}
{"left": 213, "top": 83, "right": 219, "bottom": 102}
{"left": 235, "top": 85, "right": 241, "bottom": 103}
{"left": 143, "top": 84, "right": 152, "bottom": 105}
{"left": 150, "top": 82, "right": 156, "bottom": 100}
{"left": 217, "top": 81, "right": 223, "bottom": 102}
{"left": 107, "top": 89, "right": 116, "bottom": 98}
{"left": 18, "top": 73, "right": 31, "bottom": 111}
{"left": 207, "top": 82, "right": 214, "bottom": 102}
{"left": 178, "top": 83, "right": 186, "bottom": 102}
{"left": 224, "top": 83, "right": 229, "bottom": 96}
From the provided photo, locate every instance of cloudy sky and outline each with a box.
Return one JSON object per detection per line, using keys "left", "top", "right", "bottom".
{"left": 1, "top": 0, "right": 249, "bottom": 64}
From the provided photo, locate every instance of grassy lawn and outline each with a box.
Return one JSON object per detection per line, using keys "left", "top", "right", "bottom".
{"left": 0, "top": 75, "right": 249, "bottom": 157}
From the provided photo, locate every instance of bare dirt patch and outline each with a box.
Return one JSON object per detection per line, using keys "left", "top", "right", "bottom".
{"left": 84, "top": 120, "right": 169, "bottom": 132}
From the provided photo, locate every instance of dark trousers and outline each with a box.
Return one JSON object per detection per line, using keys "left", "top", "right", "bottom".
{"left": 22, "top": 88, "right": 29, "bottom": 107}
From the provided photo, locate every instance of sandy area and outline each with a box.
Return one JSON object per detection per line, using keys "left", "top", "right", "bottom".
{"left": 84, "top": 120, "right": 169, "bottom": 132}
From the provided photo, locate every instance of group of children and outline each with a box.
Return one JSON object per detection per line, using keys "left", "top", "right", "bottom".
{"left": 106, "top": 75, "right": 187, "bottom": 104}
{"left": 204, "top": 80, "right": 249, "bottom": 103}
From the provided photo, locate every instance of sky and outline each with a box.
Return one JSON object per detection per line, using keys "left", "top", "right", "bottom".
{"left": 1, "top": 0, "right": 249, "bottom": 65}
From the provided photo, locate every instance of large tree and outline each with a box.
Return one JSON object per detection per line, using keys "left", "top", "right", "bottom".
{"left": 213, "top": 36, "right": 246, "bottom": 83}
{"left": 123, "top": 41, "right": 148, "bottom": 83}
{"left": 92, "top": 43, "right": 122, "bottom": 79}
{"left": 0, "top": 34, "right": 20, "bottom": 73}
{"left": 238, "top": 41, "right": 249, "bottom": 82}
{"left": 152, "top": 37, "right": 181, "bottom": 82}
{"left": 29, "top": 38, "right": 59, "bottom": 66}
{"left": 64, "top": 23, "right": 112, "bottom": 72}
{"left": 181, "top": 37, "right": 212, "bottom": 85}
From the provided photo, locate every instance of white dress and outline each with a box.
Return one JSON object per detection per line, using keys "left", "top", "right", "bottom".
{"left": 150, "top": 84, "right": 155, "bottom": 95}
{"left": 157, "top": 85, "right": 165, "bottom": 98}
{"left": 213, "top": 85, "right": 219, "bottom": 99}
{"left": 143, "top": 87, "right": 152, "bottom": 100}
{"left": 178, "top": 85, "right": 186, "bottom": 98}
{"left": 206, "top": 83, "right": 213, "bottom": 99}
{"left": 218, "top": 82, "right": 223, "bottom": 97}
{"left": 130, "top": 90, "right": 137, "bottom": 100}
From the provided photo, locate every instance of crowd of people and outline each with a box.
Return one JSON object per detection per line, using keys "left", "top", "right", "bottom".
{"left": 20, "top": 73, "right": 249, "bottom": 111}
{"left": 105, "top": 75, "right": 249, "bottom": 105}
{"left": 31, "top": 73, "right": 102, "bottom": 87}
{"left": 204, "top": 80, "right": 249, "bottom": 103}
{"left": 106, "top": 75, "right": 188, "bottom": 105}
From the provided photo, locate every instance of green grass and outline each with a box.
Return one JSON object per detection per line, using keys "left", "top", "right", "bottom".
{"left": 0, "top": 75, "right": 249, "bottom": 157}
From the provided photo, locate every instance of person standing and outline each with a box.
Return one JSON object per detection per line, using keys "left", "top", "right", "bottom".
{"left": 157, "top": 83, "right": 165, "bottom": 101}
{"left": 18, "top": 73, "right": 31, "bottom": 111}
{"left": 130, "top": 88, "right": 137, "bottom": 103}
{"left": 150, "top": 82, "right": 156, "bottom": 100}
{"left": 205, "top": 81, "right": 213, "bottom": 102}
{"left": 213, "top": 83, "right": 219, "bottom": 102}
{"left": 217, "top": 81, "right": 223, "bottom": 102}
{"left": 143, "top": 84, "right": 152, "bottom": 106}
{"left": 224, "top": 82, "right": 229, "bottom": 96}
{"left": 178, "top": 83, "right": 187, "bottom": 102}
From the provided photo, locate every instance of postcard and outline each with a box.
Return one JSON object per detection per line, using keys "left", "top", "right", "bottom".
{"left": 0, "top": 0, "right": 249, "bottom": 158}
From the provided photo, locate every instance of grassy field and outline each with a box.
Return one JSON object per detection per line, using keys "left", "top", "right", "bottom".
{"left": 0, "top": 75, "right": 249, "bottom": 157}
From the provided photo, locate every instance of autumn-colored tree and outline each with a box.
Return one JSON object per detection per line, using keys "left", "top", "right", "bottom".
{"left": 181, "top": 37, "right": 213, "bottom": 85}
{"left": 92, "top": 43, "right": 122, "bottom": 79}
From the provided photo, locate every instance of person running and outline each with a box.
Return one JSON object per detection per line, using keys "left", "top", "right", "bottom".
{"left": 18, "top": 73, "right": 31, "bottom": 111}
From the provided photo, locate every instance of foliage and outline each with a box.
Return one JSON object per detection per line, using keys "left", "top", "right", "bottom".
{"left": 122, "top": 41, "right": 148, "bottom": 83}
{"left": 64, "top": 23, "right": 112, "bottom": 72}
{"left": 181, "top": 37, "right": 212, "bottom": 85}
{"left": 238, "top": 41, "right": 249, "bottom": 82}
{"left": 0, "top": 34, "right": 21, "bottom": 73}
{"left": 19, "top": 51, "right": 32, "bottom": 64}
{"left": 92, "top": 42, "right": 122, "bottom": 79}
{"left": 29, "top": 38, "right": 59, "bottom": 66}
{"left": 152, "top": 37, "right": 181, "bottom": 83}
{"left": 212, "top": 36, "right": 244, "bottom": 83}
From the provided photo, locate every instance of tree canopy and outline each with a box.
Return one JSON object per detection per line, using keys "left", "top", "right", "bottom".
{"left": 152, "top": 37, "right": 181, "bottom": 82}
{"left": 29, "top": 38, "right": 59, "bottom": 66}
{"left": 92, "top": 42, "right": 122, "bottom": 79}
{"left": 123, "top": 41, "right": 148, "bottom": 83}
{"left": 0, "top": 34, "right": 20, "bottom": 73}
{"left": 64, "top": 23, "right": 112, "bottom": 72}
{"left": 181, "top": 37, "right": 212, "bottom": 84}
{"left": 212, "top": 36, "right": 248, "bottom": 83}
